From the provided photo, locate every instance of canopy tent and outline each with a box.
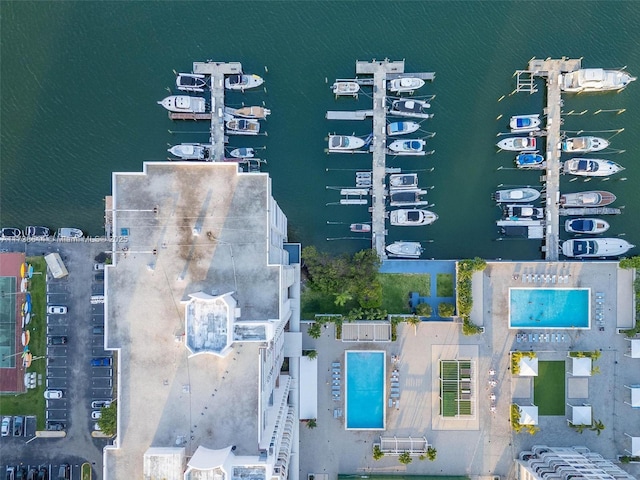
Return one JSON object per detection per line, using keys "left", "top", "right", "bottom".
{"left": 570, "top": 357, "right": 592, "bottom": 377}
{"left": 624, "top": 434, "right": 640, "bottom": 456}
{"left": 518, "top": 356, "right": 539, "bottom": 376}
{"left": 626, "top": 338, "right": 640, "bottom": 358}
{"left": 569, "top": 404, "right": 592, "bottom": 425}
{"left": 625, "top": 385, "right": 640, "bottom": 407}
{"left": 517, "top": 405, "right": 539, "bottom": 425}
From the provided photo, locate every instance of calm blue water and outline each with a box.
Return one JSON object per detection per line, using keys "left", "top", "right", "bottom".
{"left": 509, "top": 288, "right": 590, "bottom": 329}
{"left": 345, "top": 351, "right": 384, "bottom": 429}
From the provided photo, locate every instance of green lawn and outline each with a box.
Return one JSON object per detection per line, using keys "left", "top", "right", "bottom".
{"left": 436, "top": 273, "right": 454, "bottom": 297}
{"left": 379, "top": 273, "right": 430, "bottom": 314}
{"left": 533, "top": 361, "right": 566, "bottom": 416}
{"left": 301, "top": 288, "right": 353, "bottom": 319}
{"left": 0, "top": 257, "right": 47, "bottom": 429}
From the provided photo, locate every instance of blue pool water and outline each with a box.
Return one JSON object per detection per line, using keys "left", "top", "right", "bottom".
{"left": 345, "top": 351, "right": 385, "bottom": 430}
{"left": 509, "top": 288, "right": 590, "bottom": 329}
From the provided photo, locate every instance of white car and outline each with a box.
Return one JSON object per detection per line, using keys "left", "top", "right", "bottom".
{"left": 44, "top": 389, "right": 63, "bottom": 399}
{"left": 91, "top": 400, "right": 111, "bottom": 409}
{"left": 1, "top": 416, "right": 10, "bottom": 436}
{"left": 91, "top": 411, "right": 102, "bottom": 420}
{"left": 94, "top": 263, "right": 105, "bottom": 271}
{"left": 47, "top": 306, "right": 67, "bottom": 314}
{"left": 93, "top": 422, "right": 102, "bottom": 431}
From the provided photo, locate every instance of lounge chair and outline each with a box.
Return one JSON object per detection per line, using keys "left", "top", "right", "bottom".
{"left": 388, "top": 398, "right": 393, "bottom": 408}
{"left": 332, "top": 362, "right": 341, "bottom": 368}
{"left": 391, "top": 393, "right": 400, "bottom": 399}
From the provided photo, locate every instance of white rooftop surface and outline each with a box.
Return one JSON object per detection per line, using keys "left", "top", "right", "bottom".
{"left": 518, "top": 405, "right": 539, "bottom": 425}
{"left": 570, "top": 356, "right": 592, "bottom": 377}
{"left": 299, "top": 357, "right": 318, "bottom": 420}
{"left": 105, "top": 163, "right": 282, "bottom": 479}
{"left": 628, "top": 385, "right": 640, "bottom": 407}
{"left": 630, "top": 436, "right": 640, "bottom": 456}
{"left": 628, "top": 338, "right": 640, "bottom": 358}
{"left": 518, "top": 356, "right": 539, "bottom": 376}
{"left": 569, "top": 405, "right": 592, "bottom": 426}
{"left": 143, "top": 447, "right": 185, "bottom": 480}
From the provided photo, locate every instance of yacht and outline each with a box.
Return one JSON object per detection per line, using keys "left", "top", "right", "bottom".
{"left": 158, "top": 95, "right": 207, "bottom": 113}
{"left": 389, "top": 209, "right": 438, "bottom": 226}
{"left": 168, "top": 143, "right": 212, "bottom": 160}
{"left": 387, "top": 77, "right": 425, "bottom": 93}
{"left": 496, "top": 136, "right": 537, "bottom": 151}
{"left": 224, "top": 74, "right": 264, "bottom": 91}
{"left": 25, "top": 226, "right": 50, "bottom": 238}
{"left": 225, "top": 106, "right": 271, "bottom": 119}
{"left": 562, "top": 238, "right": 634, "bottom": 258}
{"left": 509, "top": 114, "right": 541, "bottom": 133}
{"left": 229, "top": 147, "right": 255, "bottom": 159}
{"left": 493, "top": 188, "right": 540, "bottom": 203}
{"left": 565, "top": 218, "right": 610, "bottom": 235}
{"left": 389, "top": 173, "right": 418, "bottom": 189}
{"left": 57, "top": 228, "right": 84, "bottom": 239}
{"left": 331, "top": 81, "right": 360, "bottom": 96}
{"left": 386, "top": 241, "right": 423, "bottom": 258}
{"left": 328, "top": 135, "right": 366, "bottom": 151}
{"left": 387, "top": 121, "right": 420, "bottom": 136}
{"left": 515, "top": 153, "right": 545, "bottom": 169}
{"left": 560, "top": 190, "right": 616, "bottom": 207}
{"left": 388, "top": 139, "right": 426, "bottom": 155}
{"left": 176, "top": 73, "right": 208, "bottom": 92}
{"left": 560, "top": 68, "right": 636, "bottom": 93}
{"left": 390, "top": 99, "right": 432, "bottom": 119}
{"left": 502, "top": 204, "right": 544, "bottom": 220}
{"left": 562, "top": 136, "right": 609, "bottom": 153}
{"left": 226, "top": 119, "right": 260, "bottom": 135}
{"left": 563, "top": 159, "right": 624, "bottom": 177}
{"left": 0, "top": 228, "right": 22, "bottom": 238}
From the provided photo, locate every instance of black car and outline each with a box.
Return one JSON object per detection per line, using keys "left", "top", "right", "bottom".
{"left": 36, "top": 467, "right": 47, "bottom": 480}
{"left": 48, "top": 336, "right": 67, "bottom": 345}
{"left": 46, "top": 422, "right": 65, "bottom": 431}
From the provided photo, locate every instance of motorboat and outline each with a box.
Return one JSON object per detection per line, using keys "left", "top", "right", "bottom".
{"left": 387, "top": 77, "right": 425, "bottom": 93}
{"left": 176, "top": 73, "right": 208, "bottom": 92}
{"left": 562, "top": 238, "right": 635, "bottom": 258}
{"left": 25, "top": 226, "right": 50, "bottom": 237}
{"left": 496, "top": 136, "right": 536, "bottom": 151}
{"left": 387, "top": 121, "right": 420, "bottom": 136}
{"left": 158, "top": 95, "right": 207, "bottom": 113}
{"left": 390, "top": 99, "right": 432, "bottom": 119}
{"left": 388, "top": 139, "right": 426, "bottom": 155}
{"left": 560, "top": 68, "right": 636, "bottom": 93}
{"left": 386, "top": 241, "right": 423, "bottom": 258}
{"left": 226, "top": 118, "right": 260, "bottom": 135}
{"left": 0, "top": 227, "right": 22, "bottom": 238}
{"left": 225, "top": 106, "right": 271, "bottom": 119}
{"left": 57, "top": 228, "right": 84, "bottom": 239}
{"left": 510, "top": 114, "right": 541, "bottom": 133}
{"left": 560, "top": 190, "right": 616, "bottom": 207}
{"left": 562, "top": 136, "right": 609, "bottom": 153}
{"left": 332, "top": 81, "right": 360, "bottom": 96}
{"left": 497, "top": 220, "right": 544, "bottom": 239}
{"left": 515, "top": 153, "right": 545, "bottom": 169}
{"left": 389, "top": 189, "right": 429, "bottom": 207}
{"left": 229, "top": 147, "right": 255, "bottom": 159}
{"left": 350, "top": 223, "right": 371, "bottom": 233}
{"left": 389, "top": 209, "right": 438, "bottom": 226}
{"left": 502, "top": 204, "right": 544, "bottom": 220}
{"left": 328, "top": 135, "right": 365, "bottom": 151}
{"left": 389, "top": 173, "right": 418, "bottom": 189}
{"left": 565, "top": 218, "right": 610, "bottom": 235}
{"left": 168, "top": 143, "right": 213, "bottom": 160}
{"left": 563, "top": 159, "right": 624, "bottom": 177}
{"left": 224, "top": 74, "right": 264, "bottom": 91}
{"left": 493, "top": 188, "right": 540, "bottom": 203}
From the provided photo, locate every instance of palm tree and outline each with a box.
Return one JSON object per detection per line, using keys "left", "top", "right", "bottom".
{"left": 372, "top": 445, "right": 384, "bottom": 461}
{"left": 590, "top": 419, "right": 605, "bottom": 436}
{"left": 398, "top": 452, "right": 412, "bottom": 465}
{"left": 406, "top": 315, "right": 421, "bottom": 336}
{"left": 306, "top": 418, "right": 317, "bottom": 429}
{"left": 306, "top": 350, "right": 317, "bottom": 360}
{"left": 426, "top": 446, "right": 437, "bottom": 461}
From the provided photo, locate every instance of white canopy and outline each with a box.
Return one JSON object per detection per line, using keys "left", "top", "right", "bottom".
{"left": 518, "top": 405, "right": 539, "bottom": 425}
{"left": 299, "top": 356, "right": 318, "bottom": 420}
{"left": 187, "top": 446, "right": 232, "bottom": 471}
{"left": 626, "top": 385, "right": 640, "bottom": 407}
{"left": 570, "top": 357, "right": 592, "bottom": 377}
{"left": 626, "top": 434, "right": 640, "bottom": 456}
{"left": 569, "top": 405, "right": 592, "bottom": 425}
{"left": 518, "top": 356, "right": 539, "bottom": 377}
{"left": 627, "top": 338, "right": 640, "bottom": 358}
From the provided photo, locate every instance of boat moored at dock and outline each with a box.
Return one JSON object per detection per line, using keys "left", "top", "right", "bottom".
{"left": 565, "top": 218, "right": 610, "bottom": 235}
{"left": 385, "top": 241, "right": 423, "bottom": 258}
{"left": 225, "top": 106, "right": 271, "bottom": 119}
{"left": 515, "top": 153, "right": 545, "bottom": 169}
{"left": 176, "top": 73, "right": 208, "bottom": 92}
{"left": 229, "top": 147, "right": 255, "bottom": 159}
{"left": 168, "top": 143, "right": 213, "bottom": 160}
{"left": 502, "top": 204, "right": 544, "bottom": 220}
{"left": 493, "top": 188, "right": 540, "bottom": 203}
{"left": 332, "top": 81, "right": 360, "bottom": 96}
{"left": 562, "top": 136, "right": 609, "bottom": 153}
{"left": 387, "top": 77, "right": 425, "bottom": 93}
{"left": 0, "top": 228, "right": 23, "bottom": 238}
{"left": 388, "top": 139, "right": 426, "bottom": 155}
{"left": 389, "top": 209, "right": 438, "bottom": 226}
{"left": 350, "top": 223, "right": 371, "bottom": 233}
{"left": 560, "top": 190, "right": 616, "bottom": 207}
{"left": 561, "top": 238, "right": 635, "bottom": 258}
{"left": 510, "top": 114, "right": 541, "bottom": 133}
{"left": 496, "top": 136, "right": 537, "bottom": 151}
{"left": 563, "top": 159, "right": 624, "bottom": 177}
{"left": 328, "top": 135, "right": 366, "bottom": 152}
{"left": 158, "top": 95, "right": 207, "bottom": 113}
{"left": 226, "top": 118, "right": 260, "bottom": 135}
{"left": 26, "top": 226, "right": 50, "bottom": 238}
{"left": 387, "top": 121, "right": 420, "bottom": 136}
{"left": 224, "top": 74, "right": 264, "bottom": 91}
{"left": 57, "top": 228, "right": 84, "bottom": 239}
{"left": 390, "top": 99, "right": 432, "bottom": 119}
{"left": 389, "top": 189, "right": 429, "bottom": 207}
{"left": 560, "top": 68, "right": 636, "bottom": 93}
{"left": 389, "top": 173, "right": 418, "bottom": 189}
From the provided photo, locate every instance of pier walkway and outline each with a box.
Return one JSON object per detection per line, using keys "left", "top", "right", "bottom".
{"left": 526, "top": 58, "right": 581, "bottom": 261}
{"left": 193, "top": 61, "right": 243, "bottom": 162}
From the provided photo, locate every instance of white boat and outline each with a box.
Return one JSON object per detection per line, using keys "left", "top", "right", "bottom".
{"left": 332, "top": 81, "right": 360, "bottom": 96}
{"left": 565, "top": 218, "right": 610, "bottom": 235}
{"left": 168, "top": 143, "right": 212, "bottom": 160}
{"left": 57, "top": 228, "right": 83, "bottom": 239}
{"left": 224, "top": 74, "right": 264, "bottom": 91}
{"left": 0, "top": 227, "right": 22, "bottom": 238}
{"left": 560, "top": 190, "right": 616, "bottom": 207}
{"left": 386, "top": 241, "right": 423, "bottom": 258}
{"left": 388, "top": 77, "right": 425, "bottom": 93}
{"left": 389, "top": 173, "right": 418, "bottom": 189}
{"left": 389, "top": 189, "right": 429, "bottom": 207}
{"left": 562, "top": 238, "right": 635, "bottom": 258}
{"left": 225, "top": 106, "right": 271, "bottom": 119}
{"left": 229, "top": 147, "right": 255, "bottom": 159}
{"left": 387, "top": 121, "right": 420, "bottom": 136}
{"left": 328, "top": 135, "right": 365, "bottom": 151}
{"left": 390, "top": 99, "right": 432, "bottom": 119}
{"left": 510, "top": 114, "right": 541, "bottom": 133}
{"left": 388, "top": 139, "right": 426, "bottom": 155}
{"left": 497, "top": 219, "right": 544, "bottom": 239}
{"left": 158, "top": 95, "right": 207, "bottom": 113}
{"left": 176, "top": 73, "right": 208, "bottom": 92}
{"left": 26, "top": 226, "right": 50, "bottom": 237}
{"left": 560, "top": 68, "right": 636, "bottom": 93}
{"left": 350, "top": 223, "right": 371, "bottom": 233}
{"left": 226, "top": 119, "right": 260, "bottom": 135}
{"left": 502, "top": 204, "right": 544, "bottom": 220}
{"left": 562, "top": 136, "right": 609, "bottom": 153}
{"left": 563, "top": 159, "right": 624, "bottom": 177}
{"left": 493, "top": 188, "right": 540, "bottom": 203}
{"left": 389, "top": 209, "right": 438, "bottom": 226}
{"left": 496, "top": 136, "right": 537, "bottom": 151}
{"left": 515, "top": 153, "right": 545, "bottom": 169}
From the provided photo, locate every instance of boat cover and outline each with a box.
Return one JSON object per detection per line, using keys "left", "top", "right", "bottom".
{"left": 407, "top": 211, "right": 422, "bottom": 222}
{"left": 573, "top": 240, "right": 596, "bottom": 256}
{"left": 516, "top": 118, "right": 532, "bottom": 128}
{"left": 516, "top": 154, "right": 543, "bottom": 166}
{"left": 570, "top": 219, "right": 593, "bottom": 232}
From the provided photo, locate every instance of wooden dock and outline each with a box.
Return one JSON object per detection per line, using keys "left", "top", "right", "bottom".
{"left": 168, "top": 112, "right": 212, "bottom": 121}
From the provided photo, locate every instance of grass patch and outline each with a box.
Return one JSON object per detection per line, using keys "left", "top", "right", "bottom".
{"left": 0, "top": 257, "right": 47, "bottom": 430}
{"left": 533, "top": 361, "right": 565, "bottom": 416}
{"left": 379, "top": 273, "right": 430, "bottom": 314}
{"left": 82, "top": 463, "right": 92, "bottom": 480}
{"left": 436, "top": 273, "right": 454, "bottom": 297}
{"left": 301, "top": 288, "right": 356, "bottom": 319}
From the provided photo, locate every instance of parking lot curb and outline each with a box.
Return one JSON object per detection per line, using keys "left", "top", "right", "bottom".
{"left": 35, "top": 430, "right": 66, "bottom": 438}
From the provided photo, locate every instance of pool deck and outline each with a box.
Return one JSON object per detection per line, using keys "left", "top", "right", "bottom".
{"left": 301, "top": 260, "right": 639, "bottom": 479}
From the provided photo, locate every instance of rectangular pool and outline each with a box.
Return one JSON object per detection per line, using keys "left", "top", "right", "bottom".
{"left": 509, "top": 288, "right": 590, "bottom": 329}
{"left": 345, "top": 350, "right": 385, "bottom": 430}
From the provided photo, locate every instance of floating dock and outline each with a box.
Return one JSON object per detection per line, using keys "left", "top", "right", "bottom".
{"left": 325, "top": 110, "right": 373, "bottom": 121}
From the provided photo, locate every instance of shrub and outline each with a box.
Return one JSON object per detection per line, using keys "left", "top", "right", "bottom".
{"left": 415, "top": 303, "right": 432, "bottom": 317}
{"left": 306, "top": 418, "right": 317, "bottom": 429}
{"left": 462, "top": 317, "right": 483, "bottom": 336}
{"left": 438, "top": 302, "right": 455, "bottom": 317}
{"left": 97, "top": 401, "right": 117, "bottom": 436}
{"left": 619, "top": 256, "right": 640, "bottom": 269}
{"left": 511, "top": 351, "right": 536, "bottom": 375}
{"left": 372, "top": 444, "right": 384, "bottom": 460}
{"left": 398, "top": 452, "right": 412, "bottom": 465}
{"left": 308, "top": 323, "right": 322, "bottom": 339}
{"left": 426, "top": 446, "right": 437, "bottom": 461}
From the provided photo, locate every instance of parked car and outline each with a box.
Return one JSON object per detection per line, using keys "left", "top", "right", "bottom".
{"left": 92, "top": 326, "right": 104, "bottom": 335}
{"left": 36, "top": 467, "right": 47, "bottom": 480}
{"left": 1, "top": 416, "right": 10, "bottom": 436}
{"left": 44, "top": 389, "right": 63, "bottom": 399}
{"left": 47, "top": 305, "right": 67, "bottom": 314}
{"left": 46, "top": 422, "right": 65, "bottom": 431}
{"left": 57, "top": 465, "right": 70, "bottom": 480}
{"left": 91, "top": 357, "right": 112, "bottom": 367}
{"left": 5, "top": 467, "right": 15, "bottom": 480}
{"left": 93, "top": 422, "right": 102, "bottom": 431}
{"left": 26, "top": 468, "right": 37, "bottom": 480}
{"left": 17, "top": 467, "right": 28, "bottom": 480}
{"left": 91, "top": 410, "right": 102, "bottom": 420}
{"left": 91, "top": 400, "right": 111, "bottom": 409}
{"left": 13, "top": 416, "right": 23, "bottom": 436}
{"left": 94, "top": 272, "right": 104, "bottom": 282}
{"left": 48, "top": 336, "right": 68, "bottom": 345}
{"left": 94, "top": 263, "right": 105, "bottom": 271}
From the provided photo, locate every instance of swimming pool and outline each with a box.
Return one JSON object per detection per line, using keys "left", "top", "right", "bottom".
{"left": 509, "top": 288, "right": 590, "bottom": 329}
{"left": 345, "top": 350, "right": 385, "bottom": 430}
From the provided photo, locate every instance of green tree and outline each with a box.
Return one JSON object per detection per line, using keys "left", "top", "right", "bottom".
{"left": 306, "top": 418, "right": 317, "bottom": 429}
{"left": 308, "top": 323, "right": 322, "bottom": 339}
{"left": 426, "top": 446, "right": 437, "bottom": 461}
{"left": 356, "top": 281, "right": 383, "bottom": 309}
{"left": 415, "top": 303, "right": 432, "bottom": 317}
{"left": 590, "top": 419, "right": 605, "bottom": 436}
{"left": 334, "top": 291, "right": 353, "bottom": 307}
{"left": 620, "top": 256, "right": 640, "bottom": 269}
{"left": 438, "top": 302, "right": 455, "bottom": 317}
{"left": 407, "top": 315, "right": 421, "bottom": 336}
{"left": 398, "top": 452, "right": 412, "bottom": 465}
{"left": 569, "top": 422, "right": 587, "bottom": 434}
{"left": 372, "top": 445, "right": 384, "bottom": 461}
{"left": 306, "top": 350, "right": 318, "bottom": 359}
{"left": 97, "top": 401, "right": 117, "bottom": 436}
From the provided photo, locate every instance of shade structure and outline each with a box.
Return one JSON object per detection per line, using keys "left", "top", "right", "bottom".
{"left": 518, "top": 356, "right": 539, "bottom": 376}
{"left": 629, "top": 435, "right": 640, "bottom": 456}
{"left": 570, "top": 405, "right": 592, "bottom": 425}
{"left": 626, "top": 385, "right": 640, "bottom": 407}
{"left": 518, "top": 405, "right": 539, "bottom": 425}
{"left": 570, "top": 357, "right": 592, "bottom": 376}
{"left": 627, "top": 339, "right": 640, "bottom": 358}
